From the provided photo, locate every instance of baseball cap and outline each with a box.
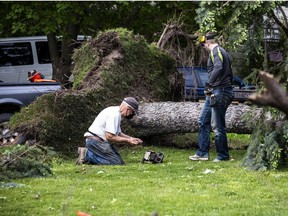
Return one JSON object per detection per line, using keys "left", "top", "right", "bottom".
{"left": 123, "top": 97, "right": 139, "bottom": 115}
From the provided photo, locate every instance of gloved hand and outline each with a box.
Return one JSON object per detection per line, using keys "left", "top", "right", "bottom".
{"left": 204, "top": 83, "right": 213, "bottom": 96}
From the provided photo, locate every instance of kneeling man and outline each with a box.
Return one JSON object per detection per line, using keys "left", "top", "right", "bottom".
{"left": 76, "top": 97, "right": 143, "bottom": 165}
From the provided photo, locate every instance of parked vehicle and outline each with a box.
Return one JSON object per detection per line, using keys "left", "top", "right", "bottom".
{"left": 0, "top": 35, "right": 90, "bottom": 83}
{"left": 178, "top": 66, "right": 256, "bottom": 102}
{"left": 0, "top": 82, "right": 62, "bottom": 123}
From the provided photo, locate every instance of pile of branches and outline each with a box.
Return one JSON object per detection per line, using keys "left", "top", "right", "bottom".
{"left": 0, "top": 144, "right": 55, "bottom": 181}
{"left": 242, "top": 119, "right": 288, "bottom": 170}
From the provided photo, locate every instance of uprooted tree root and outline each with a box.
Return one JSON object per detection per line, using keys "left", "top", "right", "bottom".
{"left": 9, "top": 28, "right": 184, "bottom": 155}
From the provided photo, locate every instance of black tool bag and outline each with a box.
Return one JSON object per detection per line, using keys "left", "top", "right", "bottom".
{"left": 141, "top": 150, "right": 164, "bottom": 163}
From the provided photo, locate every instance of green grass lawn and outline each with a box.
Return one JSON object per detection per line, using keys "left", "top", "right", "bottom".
{"left": 1, "top": 145, "right": 288, "bottom": 216}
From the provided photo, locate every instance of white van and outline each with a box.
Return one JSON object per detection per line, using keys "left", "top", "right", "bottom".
{"left": 0, "top": 35, "right": 90, "bottom": 83}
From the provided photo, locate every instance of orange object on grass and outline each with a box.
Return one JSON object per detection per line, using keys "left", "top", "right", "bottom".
{"left": 76, "top": 210, "right": 92, "bottom": 216}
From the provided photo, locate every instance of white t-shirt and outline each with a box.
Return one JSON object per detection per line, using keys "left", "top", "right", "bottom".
{"left": 84, "top": 106, "right": 122, "bottom": 141}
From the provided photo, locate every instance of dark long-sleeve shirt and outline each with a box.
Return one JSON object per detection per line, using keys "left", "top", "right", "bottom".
{"left": 207, "top": 45, "right": 233, "bottom": 88}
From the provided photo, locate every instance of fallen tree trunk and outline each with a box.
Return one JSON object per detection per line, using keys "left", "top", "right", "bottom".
{"left": 130, "top": 102, "right": 265, "bottom": 137}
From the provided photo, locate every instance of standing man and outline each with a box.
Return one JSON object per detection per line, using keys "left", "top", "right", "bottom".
{"left": 76, "top": 97, "right": 143, "bottom": 165}
{"left": 189, "top": 33, "right": 234, "bottom": 162}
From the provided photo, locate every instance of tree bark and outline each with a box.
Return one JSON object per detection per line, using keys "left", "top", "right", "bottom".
{"left": 47, "top": 33, "right": 60, "bottom": 80}
{"left": 129, "top": 102, "right": 265, "bottom": 137}
{"left": 48, "top": 23, "right": 80, "bottom": 86}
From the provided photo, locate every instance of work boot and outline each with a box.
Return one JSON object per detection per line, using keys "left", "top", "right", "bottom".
{"left": 76, "top": 147, "right": 87, "bottom": 165}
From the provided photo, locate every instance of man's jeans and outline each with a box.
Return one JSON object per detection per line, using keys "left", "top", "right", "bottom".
{"left": 196, "top": 87, "right": 233, "bottom": 160}
{"left": 85, "top": 139, "right": 125, "bottom": 165}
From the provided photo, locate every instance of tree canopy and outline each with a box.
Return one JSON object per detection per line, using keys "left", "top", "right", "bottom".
{"left": 2, "top": 1, "right": 287, "bottom": 82}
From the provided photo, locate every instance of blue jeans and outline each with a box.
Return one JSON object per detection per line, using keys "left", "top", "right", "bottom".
{"left": 196, "top": 87, "right": 233, "bottom": 160}
{"left": 85, "top": 139, "right": 125, "bottom": 165}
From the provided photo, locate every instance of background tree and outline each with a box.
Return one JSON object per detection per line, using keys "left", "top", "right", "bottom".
{"left": 195, "top": 1, "right": 287, "bottom": 81}
{"left": 1, "top": 1, "right": 89, "bottom": 84}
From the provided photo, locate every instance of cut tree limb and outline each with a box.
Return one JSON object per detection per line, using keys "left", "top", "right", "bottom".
{"left": 248, "top": 71, "right": 288, "bottom": 116}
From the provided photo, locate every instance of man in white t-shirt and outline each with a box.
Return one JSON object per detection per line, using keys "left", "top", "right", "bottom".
{"left": 76, "top": 97, "right": 143, "bottom": 165}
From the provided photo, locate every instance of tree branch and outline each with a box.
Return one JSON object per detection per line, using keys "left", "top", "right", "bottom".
{"left": 278, "top": 5, "right": 288, "bottom": 28}
{"left": 269, "top": 9, "right": 288, "bottom": 37}
{"left": 248, "top": 71, "right": 288, "bottom": 116}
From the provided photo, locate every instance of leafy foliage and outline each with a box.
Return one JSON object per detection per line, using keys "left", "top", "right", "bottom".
{"left": 195, "top": 1, "right": 280, "bottom": 49}
{"left": 0, "top": 2, "right": 199, "bottom": 42}
{"left": 194, "top": 1, "right": 288, "bottom": 79}
{"left": 0, "top": 144, "right": 55, "bottom": 181}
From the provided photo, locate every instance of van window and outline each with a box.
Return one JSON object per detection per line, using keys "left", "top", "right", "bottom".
{"left": 35, "top": 41, "right": 62, "bottom": 64}
{"left": 0, "top": 35, "right": 91, "bottom": 83}
{"left": 35, "top": 41, "right": 51, "bottom": 64}
{"left": 0, "top": 42, "right": 33, "bottom": 67}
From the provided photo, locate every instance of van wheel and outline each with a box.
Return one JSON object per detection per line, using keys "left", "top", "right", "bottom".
{"left": 0, "top": 113, "right": 13, "bottom": 123}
